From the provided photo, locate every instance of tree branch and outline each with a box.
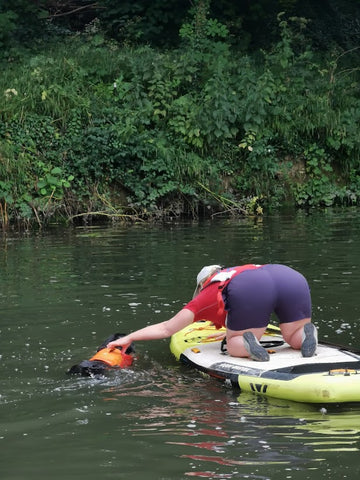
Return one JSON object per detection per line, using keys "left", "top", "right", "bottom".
{"left": 48, "top": 2, "right": 102, "bottom": 19}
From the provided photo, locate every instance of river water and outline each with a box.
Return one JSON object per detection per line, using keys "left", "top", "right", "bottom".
{"left": 1, "top": 209, "right": 360, "bottom": 480}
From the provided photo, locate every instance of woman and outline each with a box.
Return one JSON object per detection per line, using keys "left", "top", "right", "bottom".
{"left": 107, "top": 263, "right": 317, "bottom": 362}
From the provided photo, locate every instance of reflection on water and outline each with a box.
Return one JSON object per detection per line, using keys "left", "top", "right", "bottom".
{"left": 1, "top": 211, "right": 360, "bottom": 479}
{"left": 90, "top": 369, "right": 360, "bottom": 479}
{"left": 1, "top": 344, "right": 360, "bottom": 480}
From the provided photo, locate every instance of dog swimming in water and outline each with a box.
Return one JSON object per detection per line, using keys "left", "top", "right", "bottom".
{"left": 67, "top": 333, "right": 135, "bottom": 376}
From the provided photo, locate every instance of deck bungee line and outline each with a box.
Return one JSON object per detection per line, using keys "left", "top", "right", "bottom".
{"left": 170, "top": 321, "right": 360, "bottom": 404}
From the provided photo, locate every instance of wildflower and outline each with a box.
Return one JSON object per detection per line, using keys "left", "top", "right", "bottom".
{"left": 4, "top": 88, "right": 18, "bottom": 98}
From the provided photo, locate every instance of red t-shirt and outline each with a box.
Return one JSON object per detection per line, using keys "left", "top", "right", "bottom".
{"left": 183, "top": 282, "right": 226, "bottom": 328}
{"left": 183, "top": 264, "right": 263, "bottom": 328}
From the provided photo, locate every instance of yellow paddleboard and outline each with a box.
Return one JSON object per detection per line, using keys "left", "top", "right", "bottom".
{"left": 170, "top": 321, "right": 360, "bottom": 404}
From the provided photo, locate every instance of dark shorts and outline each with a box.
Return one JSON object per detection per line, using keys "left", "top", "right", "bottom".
{"left": 224, "top": 264, "right": 311, "bottom": 331}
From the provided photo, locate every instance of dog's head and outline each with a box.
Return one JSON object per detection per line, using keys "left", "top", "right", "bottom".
{"left": 67, "top": 360, "right": 108, "bottom": 376}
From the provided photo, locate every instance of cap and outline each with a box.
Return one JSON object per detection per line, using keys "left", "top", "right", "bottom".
{"left": 193, "top": 264, "right": 222, "bottom": 298}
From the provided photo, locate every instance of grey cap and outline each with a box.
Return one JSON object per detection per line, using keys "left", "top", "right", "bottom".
{"left": 193, "top": 265, "right": 222, "bottom": 298}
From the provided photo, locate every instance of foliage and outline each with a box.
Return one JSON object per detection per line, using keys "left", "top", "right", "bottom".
{"left": 293, "top": 145, "right": 337, "bottom": 207}
{"left": 0, "top": 5, "right": 360, "bottom": 227}
{"left": 2, "top": 1, "right": 360, "bottom": 54}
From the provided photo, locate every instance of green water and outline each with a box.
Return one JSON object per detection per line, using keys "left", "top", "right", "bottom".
{"left": 1, "top": 210, "right": 360, "bottom": 479}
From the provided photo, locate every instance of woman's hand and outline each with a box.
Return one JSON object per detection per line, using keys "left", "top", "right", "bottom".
{"left": 107, "top": 336, "right": 131, "bottom": 351}
{"left": 206, "top": 331, "right": 226, "bottom": 341}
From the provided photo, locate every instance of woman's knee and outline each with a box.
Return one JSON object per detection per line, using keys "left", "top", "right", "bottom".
{"left": 280, "top": 318, "right": 311, "bottom": 349}
{"left": 226, "top": 327, "right": 267, "bottom": 357}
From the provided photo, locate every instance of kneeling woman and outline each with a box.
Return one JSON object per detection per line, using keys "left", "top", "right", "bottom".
{"left": 107, "top": 263, "right": 318, "bottom": 362}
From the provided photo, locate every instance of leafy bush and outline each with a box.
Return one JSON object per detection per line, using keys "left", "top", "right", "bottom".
{"left": 0, "top": 11, "right": 360, "bottom": 226}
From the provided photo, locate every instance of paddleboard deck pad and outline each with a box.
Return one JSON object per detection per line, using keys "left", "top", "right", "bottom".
{"left": 170, "top": 321, "right": 360, "bottom": 404}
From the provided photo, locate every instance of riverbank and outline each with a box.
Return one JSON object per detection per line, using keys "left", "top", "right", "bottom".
{"left": 1, "top": 15, "right": 360, "bottom": 228}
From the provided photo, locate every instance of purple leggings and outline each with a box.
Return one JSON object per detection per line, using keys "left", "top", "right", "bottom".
{"left": 223, "top": 264, "right": 311, "bottom": 331}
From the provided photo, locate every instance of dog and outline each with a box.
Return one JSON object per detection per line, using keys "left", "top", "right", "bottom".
{"left": 67, "top": 333, "right": 135, "bottom": 376}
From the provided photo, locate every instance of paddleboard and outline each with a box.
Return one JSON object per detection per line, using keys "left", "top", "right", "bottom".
{"left": 170, "top": 321, "right": 360, "bottom": 404}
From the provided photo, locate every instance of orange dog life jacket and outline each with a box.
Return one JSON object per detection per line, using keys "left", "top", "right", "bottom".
{"left": 90, "top": 348, "right": 134, "bottom": 368}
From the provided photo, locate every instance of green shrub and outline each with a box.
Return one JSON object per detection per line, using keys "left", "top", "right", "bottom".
{"left": 0, "top": 12, "right": 360, "bottom": 226}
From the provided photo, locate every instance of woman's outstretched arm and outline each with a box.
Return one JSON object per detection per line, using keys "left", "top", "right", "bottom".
{"left": 107, "top": 308, "right": 195, "bottom": 351}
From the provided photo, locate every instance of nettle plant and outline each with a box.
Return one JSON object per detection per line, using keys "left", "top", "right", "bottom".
{"left": 36, "top": 162, "right": 74, "bottom": 200}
